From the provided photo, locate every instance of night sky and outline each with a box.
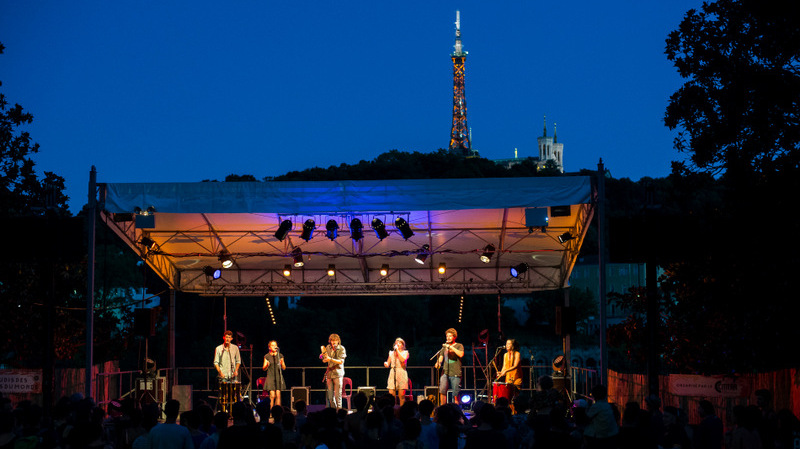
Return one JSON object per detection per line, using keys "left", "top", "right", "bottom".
{"left": 1, "top": 0, "right": 701, "bottom": 213}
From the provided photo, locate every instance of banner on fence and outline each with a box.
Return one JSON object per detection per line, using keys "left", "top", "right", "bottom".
{"left": 668, "top": 374, "right": 750, "bottom": 398}
{"left": 0, "top": 371, "right": 42, "bottom": 394}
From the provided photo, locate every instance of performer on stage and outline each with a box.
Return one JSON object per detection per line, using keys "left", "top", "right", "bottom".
{"left": 384, "top": 337, "right": 409, "bottom": 405}
{"left": 262, "top": 340, "right": 286, "bottom": 407}
{"left": 214, "top": 330, "right": 241, "bottom": 381}
{"left": 320, "top": 333, "right": 347, "bottom": 409}
{"left": 496, "top": 338, "right": 523, "bottom": 390}
{"left": 213, "top": 330, "right": 241, "bottom": 413}
{"left": 434, "top": 328, "right": 465, "bottom": 405}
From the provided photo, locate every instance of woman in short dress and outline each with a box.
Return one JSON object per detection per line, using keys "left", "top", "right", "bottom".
{"left": 262, "top": 340, "right": 286, "bottom": 407}
{"left": 384, "top": 337, "right": 409, "bottom": 405}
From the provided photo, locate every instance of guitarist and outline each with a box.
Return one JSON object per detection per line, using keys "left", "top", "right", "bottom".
{"left": 320, "top": 333, "right": 347, "bottom": 409}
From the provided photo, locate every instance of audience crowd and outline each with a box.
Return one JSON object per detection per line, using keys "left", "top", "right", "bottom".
{"left": 2, "top": 383, "right": 799, "bottom": 449}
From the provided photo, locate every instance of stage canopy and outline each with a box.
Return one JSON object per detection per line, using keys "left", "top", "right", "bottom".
{"left": 99, "top": 176, "right": 595, "bottom": 296}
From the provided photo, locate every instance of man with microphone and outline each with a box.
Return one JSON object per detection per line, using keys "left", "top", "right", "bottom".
{"left": 213, "top": 330, "right": 241, "bottom": 413}
{"left": 214, "top": 330, "right": 241, "bottom": 381}
{"left": 434, "top": 328, "right": 465, "bottom": 405}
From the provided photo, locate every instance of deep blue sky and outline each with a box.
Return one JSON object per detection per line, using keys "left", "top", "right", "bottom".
{"left": 2, "top": 1, "right": 700, "bottom": 212}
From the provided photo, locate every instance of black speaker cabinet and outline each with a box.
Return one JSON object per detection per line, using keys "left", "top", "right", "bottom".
{"left": 136, "top": 376, "right": 166, "bottom": 404}
{"left": 357, "top": 386, "right": 376, "bottom": 402}
{"left": 291, "top": 386, "right": 310, "bottom": 411}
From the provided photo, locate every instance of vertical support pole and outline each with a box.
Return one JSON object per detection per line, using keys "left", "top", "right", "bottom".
{"left": 85, "top": 166, "right": 97, "bottom": 398}
{"left": 169, "top": 289, "right": 176, "bottom": 387}
{"left": 597, "top": 159, "right": 608, "bottom": 386}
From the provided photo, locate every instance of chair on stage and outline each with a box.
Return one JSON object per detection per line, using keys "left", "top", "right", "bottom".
{"left": 256, "top": 377, "right": 268, "bottom": 401}
{"left": 342, "top": 377, "right": 353, "bottom": 410}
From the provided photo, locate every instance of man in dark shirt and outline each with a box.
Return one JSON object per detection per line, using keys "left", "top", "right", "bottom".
{"left": 435, "top": 328, "right": 465, "bottom": 405}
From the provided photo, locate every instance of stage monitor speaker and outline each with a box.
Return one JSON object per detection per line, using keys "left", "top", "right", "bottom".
{"left": 172, "top": 385, "right": 192, "bottom": 412}
{"left": 553, "top": 376, "right": 572, "bottom": 399}
{"left": 291, "top": 387, "right": 310, "bottom": 411}
{"left": 550, "top": 205, "right": 572, "bottom": 217}
{"left": 136, "top": 376, "right": 166, "bottom": 404}
{"left": 357, "top": 387, "right": 376, "bottom": 403}
{"left": 424, "top": 386, "right": 439, "bottom": 402}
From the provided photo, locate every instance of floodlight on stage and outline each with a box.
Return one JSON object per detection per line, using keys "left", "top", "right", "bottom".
{"left": 282, "top": 265, "right": 292, "bottom": 277}
{"left": 460, "top": 393, "right": 472, "bottom": 406}
{"left": 438, "top": 263, "right": 447, "bottom": 275}
{"left": 380, "top": 264, "right": 389, "bottom": 277}
{"left": 292, "top": 247, "right": 304, "bottom": 267}
{"left": 203, "top": 266, "right": 222, "bottom": 280}
{"left": 350, "top": 218, "right": 364, "bottom": 241}
{"left": 510, "top": 263, "right": 528, "bottom": 278}
{"left": 480, "top": 244, "right": 495, "bottom": 263}
{"left": 395, "top": 217, "right": 414, "bottom": 240}
{"left": 372, "top": 218, "right": 389, "bottom": 240}
{"left": 275, "top": 220, "right": 292, "bottom": 241}
{"left": 140, "top": 236, "right": 157, "bottom": 251}
{"left": 300, "top": 219, "right": 316, "bottom": 241}
{"left": 327, "top": 264, "right": 336, "bottom": 277}
{"left": 218, "top": 252, "right": 234, "bottom": 269}
{"left": 325, "top": 220, "right": 339, "bottom": 240}
{"left": 558, "top": 232, "right": 575, "bottom": 244}
{"left": 414, "top": 244, "right": 430, "bottom": 264}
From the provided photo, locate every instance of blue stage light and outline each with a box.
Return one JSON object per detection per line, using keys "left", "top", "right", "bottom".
{"left": 300, "top": 219, "right": 315, "bottom": 241}
{"left": 510, "top": 263, "right": 528, "bottom": 278}
{"left": 350, "top": 218, "right": 364, "bottom": 241}
{"left": 326, "top": 219, "right": 339, "bottom": 240}
{"left": 274, "top": 220, "right": 292, "bottom": 241}
{"left": 372, "top": 218, "right": 389, "bottom": 240}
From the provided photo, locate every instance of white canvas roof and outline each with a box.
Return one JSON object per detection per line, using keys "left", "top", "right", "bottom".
{"left": 99, "top": 176, "right": 595, "bottom": 296}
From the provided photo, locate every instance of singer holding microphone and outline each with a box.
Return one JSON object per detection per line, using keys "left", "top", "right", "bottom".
{"left": 320, "top": 333, "right": 347, "bottom": 409}
{"left": 384, "top": 338, "right": 409, "bottom": 405}
{"left": 262, "top": 340, "right": 286, "bottom": 407}
{"left": 434, "top": 328, "right": 465, "bottom": 405}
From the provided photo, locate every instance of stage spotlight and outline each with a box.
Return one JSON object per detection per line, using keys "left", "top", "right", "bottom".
{"left": 395, "top": 217, "right": 414, "bottom": 240}
{"left": 414, "top": 244, "right": 430, "bottom": 264}
{"left": 438, "top": 263, "right": 447, "bottom": 275}
{"left": 372, "top": 218, "right": 389, "bottom": 240}
{"left": 460, "top": 393, "right": 472, "bottom": 406}
{"left": 282, "top": 265, "right": 292, "bottom": 277}
{"left": 327, "top": 264, "right": 336, "bottom": 277}
{"left": 140, "top": 237, "right": 157, "bottom": 251}
{"left": 380, "top": 264, "right": 389, "bottom": 277}
{"left": 274, "top": 220, "right": 292, "bottom": 241}
{"left": 510, "top": 263, "right": 528, "bottom": 278}
{"left": 350, "top": 218, "right": 364, "bottom": 241}
{"left": 300, "top": 219, "right": 316, "bottom": 241}
{"left": 480, "top": 244, "right": 495, "bottom": 263}
{"left": 218, "top": 252, "right": 234, "bottom": 269}
{"left": 558, "top": 232, "right": 575, "bottom": 244}
{"left": 292, "top": 247, "right": 304, "bottom": 267}
{"left": 552, "top": 354, "right": 566, "bottom": 373}
{"left": 202, "top": 266, "right": 222, "bottom": 280}
{"left": 325, "top": 220, "right": 339, "bottom": 240}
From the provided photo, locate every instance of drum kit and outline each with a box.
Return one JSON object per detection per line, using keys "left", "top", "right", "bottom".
{"left": 218, "top": 378, "right": 241, "bottom": 413}
{"left": 492, "top": 381, "right": 515, "bottom": 404}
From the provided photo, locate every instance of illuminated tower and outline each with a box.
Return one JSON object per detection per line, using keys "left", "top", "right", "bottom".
{"left": 449, "top": 11, "right": 473, "bottom": 155}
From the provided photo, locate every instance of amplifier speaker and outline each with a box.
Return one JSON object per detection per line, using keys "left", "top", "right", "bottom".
{"left": 357, "top": 387, "right": 376, "bottom": 403}
{"left": 172, "top": 385, "right": 192, "bottom": 411}
{"left": 424, "top": 386, "right": 439, "bottom": 402}
{"left": 291, "top": 387, "right": 310, "bottom": 411}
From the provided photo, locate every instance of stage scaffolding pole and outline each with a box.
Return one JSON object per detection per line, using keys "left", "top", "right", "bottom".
{"left": 597, "top": 159, "right": 608, "bottom": 385}
{"left": 85, "top": 166, "right": 97, "bottom": 398}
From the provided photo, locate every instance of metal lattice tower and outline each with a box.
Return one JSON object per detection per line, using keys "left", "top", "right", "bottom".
{"left": 449, "top": 11, "right": 471, "bottom": 155}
